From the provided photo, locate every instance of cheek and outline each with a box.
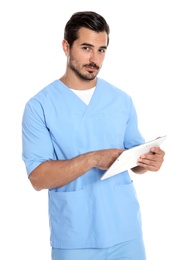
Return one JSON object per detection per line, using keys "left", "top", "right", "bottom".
{"left": 98, "top": 53, "right": 105, "bottom": 64}
{"left": 72, "top": 51, "right": 88, "bottom": 64}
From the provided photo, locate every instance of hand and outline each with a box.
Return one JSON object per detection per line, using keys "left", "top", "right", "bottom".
{"left": 93, "top": 148, "right": 124, "bottom": 170}
{"left": 137, "top": 147, "right": 165, "bottom": 171}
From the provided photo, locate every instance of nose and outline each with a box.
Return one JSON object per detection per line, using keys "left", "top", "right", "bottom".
{"left": 89, "top": 51, "right": 98, "bottom": 64}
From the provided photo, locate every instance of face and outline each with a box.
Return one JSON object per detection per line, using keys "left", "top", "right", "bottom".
{"left": 64, "top": 27, "right": 108, "bottom": 81}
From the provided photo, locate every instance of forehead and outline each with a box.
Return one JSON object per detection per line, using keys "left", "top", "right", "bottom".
{"left": 76, "top": 27, "right": 108, "bottom": 47}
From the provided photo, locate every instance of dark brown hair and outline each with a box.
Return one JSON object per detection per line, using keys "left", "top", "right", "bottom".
{"left": 64, "top": 11, "right": 110, "bottom": 48}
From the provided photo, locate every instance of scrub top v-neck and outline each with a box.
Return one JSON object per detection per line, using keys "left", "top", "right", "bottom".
{"left": 55, "top": 79, "right": 103, "bottom": 118}
{"left": 70, "top": 86, "right": 96, "bottom": 105}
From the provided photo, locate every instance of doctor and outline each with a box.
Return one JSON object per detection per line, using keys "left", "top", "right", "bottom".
{"left": 22, "top": 11, "right": 165, "bottom": 260}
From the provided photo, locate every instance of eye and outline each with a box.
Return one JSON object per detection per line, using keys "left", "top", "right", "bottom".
{"left": 82, "top": 46, "right": 90, "bottom": 51}
{"left": 99, "top": 48, "right": 106, "bottom": 54}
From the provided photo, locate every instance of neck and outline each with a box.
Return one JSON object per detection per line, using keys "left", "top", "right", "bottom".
{"left": 60, "top": 73, "right": 97, "bottom": 90}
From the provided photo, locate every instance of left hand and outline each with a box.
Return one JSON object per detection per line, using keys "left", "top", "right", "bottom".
{"left": 137, "top": 146, "right": 165, "bottom": 171}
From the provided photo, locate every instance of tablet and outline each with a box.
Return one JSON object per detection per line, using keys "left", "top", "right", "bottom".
{"left": 101, "top": 135, "right": 167, "bottom": 180}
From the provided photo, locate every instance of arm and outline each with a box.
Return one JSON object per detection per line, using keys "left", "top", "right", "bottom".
{"left": 131, "top": 146, "right": 165, "bottom": 174}
{"left": 29, "top": 148, "right": 124, "bottom": 191}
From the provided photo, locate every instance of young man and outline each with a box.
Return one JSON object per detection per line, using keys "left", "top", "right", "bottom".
{"left": 22, "top": 11, "right": 165, "bottom": 260}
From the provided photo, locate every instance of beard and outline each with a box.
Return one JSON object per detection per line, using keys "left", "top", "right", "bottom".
{"left": 68, "top": 55, "right": 101, "bottom": 81}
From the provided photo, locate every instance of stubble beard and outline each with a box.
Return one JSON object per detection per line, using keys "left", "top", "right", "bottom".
{"left": 69, "top": 56, "right": 100, "bottom": 81}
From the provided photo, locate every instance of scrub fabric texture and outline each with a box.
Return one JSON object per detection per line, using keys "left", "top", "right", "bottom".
{"left": 22, "top": 77, "right": 145, "bottom": 250}
{"left": 52, "top": 236, "right": 146, "bottom": 260}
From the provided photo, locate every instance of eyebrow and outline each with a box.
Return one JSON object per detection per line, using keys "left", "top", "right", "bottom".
{"left": 81, "top": 42, "right": 107, "bottom": 49}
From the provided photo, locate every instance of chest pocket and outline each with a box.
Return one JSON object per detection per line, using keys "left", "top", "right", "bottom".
{"left": 104, "top": 113, "right": 127, "bottom": 148}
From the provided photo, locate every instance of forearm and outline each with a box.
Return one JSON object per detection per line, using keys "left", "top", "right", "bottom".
{"left": 131, "top": 166, "right": 148, "bottom": 174}
{"left": 29, "top": 152, "right": 96, "bottom": 191}
{"left": 29, "top": 148, "right": 123, "bottom": 191}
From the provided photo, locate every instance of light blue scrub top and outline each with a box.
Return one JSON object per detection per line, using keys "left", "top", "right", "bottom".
{"left": 22, "top": 78, "right": 145, "bottom": 249}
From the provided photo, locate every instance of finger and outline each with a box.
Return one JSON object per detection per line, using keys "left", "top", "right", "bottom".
{"left": 140, "top": 151, "right": 164, "bottom": 162}
{"left": 137, "top": 160, "right": 161, "bottom": 171}
{"left": 150, "top": 147, "right": 165, "bottom": 156}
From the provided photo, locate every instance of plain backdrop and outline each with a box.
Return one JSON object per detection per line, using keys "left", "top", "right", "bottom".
{"left": 0, "top": 0, "right": 186, "bottom": 259}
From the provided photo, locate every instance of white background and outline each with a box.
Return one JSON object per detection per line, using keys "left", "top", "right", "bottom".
{"left": 0, "top": 0, "right": 186, "bottom": 259}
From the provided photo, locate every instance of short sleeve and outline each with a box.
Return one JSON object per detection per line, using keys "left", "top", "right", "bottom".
{"left": 22, "top": 98, "right": 56, "bottom": 176}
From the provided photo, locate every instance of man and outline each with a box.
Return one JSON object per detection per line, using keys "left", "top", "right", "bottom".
{"left": 22, "top": 11, "right": 165, "bottom": 260}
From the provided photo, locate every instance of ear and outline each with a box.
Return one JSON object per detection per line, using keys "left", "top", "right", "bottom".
{"left": 62, "top": 39, "right": 70, "bottom": 56}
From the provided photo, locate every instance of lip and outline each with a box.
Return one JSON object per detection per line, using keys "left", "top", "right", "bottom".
{"left": 85, "top": 65, "right": 98, "bottom": 72}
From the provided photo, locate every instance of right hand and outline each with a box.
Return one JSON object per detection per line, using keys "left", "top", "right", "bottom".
{"left": 93, "top": 148, "right": 124, "bottom": 170}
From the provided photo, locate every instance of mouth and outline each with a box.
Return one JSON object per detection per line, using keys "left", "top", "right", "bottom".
{"left": 84, "top": 63, "right": 99, "bottom": 72}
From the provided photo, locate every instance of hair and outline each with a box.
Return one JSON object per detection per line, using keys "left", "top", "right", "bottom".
{"left": 64, "top": 11, "right": 110, "bottom": 48}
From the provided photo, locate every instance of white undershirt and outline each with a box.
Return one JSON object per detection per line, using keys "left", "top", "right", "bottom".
{"left": 71, "top": 87, "right": 96, "bottom": 105}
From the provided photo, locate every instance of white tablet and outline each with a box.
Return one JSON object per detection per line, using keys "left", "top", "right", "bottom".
{"left": 101, "top": 135, "right": 167, "bottom": 180}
